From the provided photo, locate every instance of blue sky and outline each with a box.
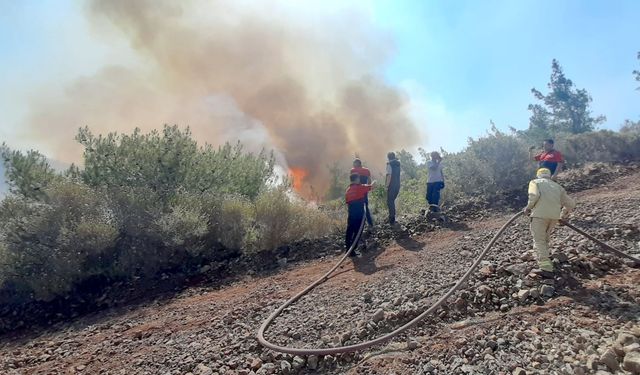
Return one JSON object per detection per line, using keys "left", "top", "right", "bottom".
{"left": 0, "top": 0, "right": 121, "bottom": 151}
{"left": 369, "top": 0, "right": 640, "bottom": 149}
{"left": 0, "top": 0, "right": 638, "bottom": 154}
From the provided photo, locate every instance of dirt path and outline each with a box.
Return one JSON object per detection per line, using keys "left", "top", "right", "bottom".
{"left": 0, "top": 216, "right": 476, "bottom": 374}
{"left": 348, "top": 269, "right": 640, "bottom": 374}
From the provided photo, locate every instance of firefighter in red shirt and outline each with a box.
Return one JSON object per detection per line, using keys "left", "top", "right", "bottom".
{"left": 350, "top": 158, "right": 374, "bottom": 226}
{"left": 529, "top": 139, "right": 564, "bottom": 180}
{"left": 345, "top": 173, "right": 375, "bottom": 256}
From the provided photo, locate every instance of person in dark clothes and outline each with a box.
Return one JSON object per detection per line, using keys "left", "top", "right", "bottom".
{"left": 385, "top": 152, "right": 401, "bottom": 225}
{"left": 345, "top": 174, "right": 375, "bottom": 255}
{"left": 350, "top": 158, "right": 374, "bottom": 227}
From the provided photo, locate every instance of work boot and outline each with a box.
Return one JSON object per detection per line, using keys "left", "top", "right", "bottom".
{"left": 539, "top": 259, "right": 554, "bottom": 273}
{"left": 529, "top": 268, "right": 554, "bottom": 279}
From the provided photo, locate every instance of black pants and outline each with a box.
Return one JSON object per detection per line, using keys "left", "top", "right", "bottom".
{"left": 426, "top": 181, "right": 444, "bottom": 212}
{"left": 346, "top": 201, "right": 365, "bottom": 251}
{"left": 387, "top": 184, "right": 400, "bottom": 224}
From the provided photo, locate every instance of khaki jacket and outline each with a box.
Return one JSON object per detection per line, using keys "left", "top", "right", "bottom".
{"left": 526, "top": 178, "right": 576, "bottom": 219}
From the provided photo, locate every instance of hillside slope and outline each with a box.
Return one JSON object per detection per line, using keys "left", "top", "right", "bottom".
{"left": 1, "top": 169, "right": 639, "bottom": 375}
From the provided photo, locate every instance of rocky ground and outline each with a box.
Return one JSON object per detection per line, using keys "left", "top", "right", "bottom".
{"left": 1, "top": 164, "right": 639, "bottom": 375}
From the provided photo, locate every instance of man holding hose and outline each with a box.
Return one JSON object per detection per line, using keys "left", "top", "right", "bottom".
{"left": 350, "top": 158, "right": 374, "bottom": 227}
{"left": 524, "top": 168, "right": 576, "bottom": 275}
{"left": 345, "top": 174, "right": 375, "bottom": 256}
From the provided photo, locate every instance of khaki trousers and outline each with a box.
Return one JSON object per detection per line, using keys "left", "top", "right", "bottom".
{"left": 530, "top": 217, "right": 558, "bottom": 272}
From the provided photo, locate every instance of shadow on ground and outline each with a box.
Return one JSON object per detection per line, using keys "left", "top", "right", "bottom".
{"left": 562, "top": 277, "right": 640, "bottom": 323}
{"left": 352, "top": 240, "right": 394, "bottom": 275}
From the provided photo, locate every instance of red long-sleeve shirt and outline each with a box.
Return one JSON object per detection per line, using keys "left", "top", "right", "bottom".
{"left": 345, "top": 183, "right": 372, "bottom": 204}
{"left": 350, "top": 167, "right": 371, "bottom": 184}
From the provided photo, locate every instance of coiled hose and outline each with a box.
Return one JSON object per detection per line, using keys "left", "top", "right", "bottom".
{"left": 257, "top": 212, "right": 639, "bottom": 356}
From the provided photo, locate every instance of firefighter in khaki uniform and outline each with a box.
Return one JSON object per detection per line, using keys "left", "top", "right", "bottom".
{"left": 524, "top": 168, "right": 576, "bottom": 274}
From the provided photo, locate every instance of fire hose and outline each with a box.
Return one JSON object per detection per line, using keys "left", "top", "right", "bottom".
{"left": 257, "top": 211, "right": 640, "bottom": 356}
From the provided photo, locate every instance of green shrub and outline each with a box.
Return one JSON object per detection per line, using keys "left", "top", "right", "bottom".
{"left": 0, "top": 144, "right": 58, "bottom": 200}
{"left": 290, "top": 203, "right": 341, "bottom": 240}
{"left": 443, "top": 126, "right": 534, "bottom": 199}
{"left": 253, "top": 189, "right": 293, "bottom": 251}
{"left": 0, "top": 241, "right": 9, "bottom": 283}
{"left": 368, "top": 183, "right": 388, "bottom": 217}
{"left": 156, "top": 195, "right": 209, "bottom": 257}
{"left": 558, "top": 129, "right": 640, "bottom": 164}
{"left": 215, "top": 195, "right": 254, "bottom": 251}
{"left": 251, "top": 189, "right": 341, "bottom": 253}
{"left": 0, "top": 127, "right": 338, "bottom": 306}
{"left": 77, "top": 125, "right": 275, "bottom": 200}
{"left": 399, "top": 168, "right": 430, "bottom": 214}
{"left": 105, "top": 186, "right": 165, "bottom": 278}
{"left": 0, "top": 182, "right": 117, "bottom": 301}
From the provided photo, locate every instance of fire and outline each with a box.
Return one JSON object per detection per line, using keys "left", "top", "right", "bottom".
{"left": 289, "top": 167, "right": 308, "bottom": 192}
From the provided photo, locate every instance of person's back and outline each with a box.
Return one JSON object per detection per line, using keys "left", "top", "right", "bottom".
{"left": 345, "top": 174, "right": 374, "bottom": 255}
{"left": 426, "top": 161, "right": 444, "bottom": 183}
{"left": 385, "top": 152, "right": 401, "bottom": 224}
{"left": 524, "top": 168, "right": 576, "bottom": 274}
{"left": 350, "top": 159, "right": 373, "bottom": 226}
{"left": 350, "top": 166, "right": 371, "bottom": 185}
{"left": 528, "top": 177, "right": 575, "bottom": 220}
{"left": 387, "top": 159, "right": 401, "bottom": 188}
{"left": 345, "top": 182, "right": 370, "bottom": 215}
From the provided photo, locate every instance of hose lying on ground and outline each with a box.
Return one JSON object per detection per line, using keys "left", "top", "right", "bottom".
{"left": 257, "top": 212, "right": 640, "bottom": 356}
{"left": 257, "top": 212, "right": 523, "bottom": 355}
{"left": 560, "top": 219, "right": 640, "bottom": 265}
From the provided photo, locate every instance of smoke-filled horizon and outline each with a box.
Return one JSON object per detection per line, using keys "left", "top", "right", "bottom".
{"left": 23, "top": 0, "right": 423, "bottom": 196}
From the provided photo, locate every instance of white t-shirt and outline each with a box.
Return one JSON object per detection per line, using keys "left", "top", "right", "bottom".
{"left": 427, "top": 160, "right": 444, "bottom": 183}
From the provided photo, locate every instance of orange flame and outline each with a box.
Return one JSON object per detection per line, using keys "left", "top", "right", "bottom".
{"left": 289, "top": 167, "right": 308, "bottom": 192}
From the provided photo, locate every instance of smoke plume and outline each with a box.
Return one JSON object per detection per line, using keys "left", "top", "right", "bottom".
{"left": 26, "top": 0, "right": 422, "bottom": 197}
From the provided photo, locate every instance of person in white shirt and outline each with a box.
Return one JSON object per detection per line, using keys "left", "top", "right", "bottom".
{"left": 426, "top": 151, "right": 445, "bottom": 212}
